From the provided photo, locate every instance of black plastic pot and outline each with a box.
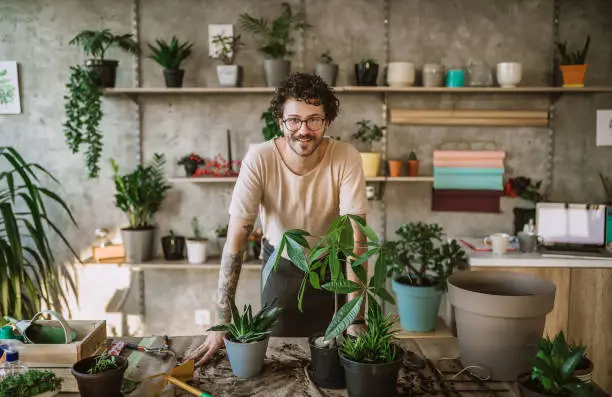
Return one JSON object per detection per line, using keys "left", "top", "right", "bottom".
{"left": 183, "top": 163, "right": 198, "bottom": 176}
{"left": 516, "top": 372, "right": 553, "bottom": 397}
{"left": 513, "top": 207, "right": 536, "bottom": 235}
{"left": 161, "top": 233, "right": 186, "bottom": 260}
{"left": 308, "top": 333, "right": 345, "bottom": 389}
{"left": 354, "top": 62, "right": 379, "bottom": 86}
{"left": 339, "top": 345, "right": 404, "bottom": 397}
{"left": 72, "top": 355, "right": 127, "bottom": 397}
{"left": 163, "top": 69, "right": 185, "bottom": 88}
{"left": 86, "top": 59, "right": 119, "bottom": 88}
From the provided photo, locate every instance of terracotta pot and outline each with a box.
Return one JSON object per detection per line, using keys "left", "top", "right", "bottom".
{"left": 407, "top": 160, "right": 419, "bottom": 176}
{"left": 560, "top": 64, "right": 589, "bottom": 87}
{"left": 388, "top": 160, "right": 402, "bottom": 177}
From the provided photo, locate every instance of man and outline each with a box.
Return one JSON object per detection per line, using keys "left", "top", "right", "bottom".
{"left": 185, "top": 73, "right": 370, "bottom": 366}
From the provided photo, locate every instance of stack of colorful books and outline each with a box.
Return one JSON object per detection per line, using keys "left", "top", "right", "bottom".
{"left": 431, "top": 150, "right": 506, "bottom": 213}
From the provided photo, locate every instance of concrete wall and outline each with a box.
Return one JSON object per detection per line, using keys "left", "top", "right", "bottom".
{"left": 1, "top": 0, "right": 612, "bottom": 337}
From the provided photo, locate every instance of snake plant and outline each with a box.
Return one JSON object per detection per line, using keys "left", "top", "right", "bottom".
{"left": 208, "top": 298, "right": 282, "bottom": 343}
{"left": 0, "top": 147, "right": 78, "bottom": 320}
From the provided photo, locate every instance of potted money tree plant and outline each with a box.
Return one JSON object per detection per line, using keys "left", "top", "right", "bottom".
{"left": 264, "top": 214, "right": 397, "bottom": 389}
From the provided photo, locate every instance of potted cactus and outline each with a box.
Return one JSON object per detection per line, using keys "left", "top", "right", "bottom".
{"left": 407, "top": 150, "right": 419, "bottom": 176}
{"left": 556, "top": 35, "right": 590, "bottom": 88}
{"left": 186, "top": 217, "right": 208, "bottom": 264}
{"left": 211, "top": 33, "right": 244, "bottom": 87}
{"left": 208, "top": 298, "right": 282, "bottom": 378}
{"left": 147, "top": 36, "right": 194, "bottom": 87}
{"left": 314, "top": 51, "right": 338, "bottom": 86}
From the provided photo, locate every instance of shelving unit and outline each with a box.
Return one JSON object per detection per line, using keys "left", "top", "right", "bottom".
{"left": 83, "top": 256, "right": 262, "bottom": 270}
{"left": 168, "top": 176, "right": 434, "bottom": 183}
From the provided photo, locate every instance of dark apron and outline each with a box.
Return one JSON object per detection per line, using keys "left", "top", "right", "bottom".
{"left": 261, "top": 239, "right": 343, "bottom": 337}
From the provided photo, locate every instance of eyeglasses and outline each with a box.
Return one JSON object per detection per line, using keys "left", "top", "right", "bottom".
{"left": 282, "top": 117, "right": 326, "bottom": 132}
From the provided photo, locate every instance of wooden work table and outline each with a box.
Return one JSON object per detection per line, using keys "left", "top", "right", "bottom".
{"left": 58, "top": 336, "right": 524, "bottom": 397}
{"left": 469, "top": 251, "right": 612, "bottom": 395}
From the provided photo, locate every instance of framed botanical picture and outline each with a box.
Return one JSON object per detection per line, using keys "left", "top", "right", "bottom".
{"left": 0, "top": 61, "right": 21, "bottom": 114}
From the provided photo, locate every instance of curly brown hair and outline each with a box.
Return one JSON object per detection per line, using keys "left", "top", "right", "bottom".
{"left": 270, "top": 72, "right": 340, "bottom": 124}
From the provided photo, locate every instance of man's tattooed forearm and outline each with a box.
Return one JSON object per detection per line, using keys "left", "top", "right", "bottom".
{"left": 216, "top": 252, "right": 243, "bottom": 322}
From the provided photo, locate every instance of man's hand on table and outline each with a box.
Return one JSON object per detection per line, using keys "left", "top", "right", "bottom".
{"left": 184, "top": 330, "right": 225, "bottom": 367}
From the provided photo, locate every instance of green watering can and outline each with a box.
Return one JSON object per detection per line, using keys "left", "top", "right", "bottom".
{"left": 6, "top": 310, "right": 76, "bottom": 344}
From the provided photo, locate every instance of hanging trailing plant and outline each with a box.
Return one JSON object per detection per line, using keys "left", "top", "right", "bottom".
{"left": 63, "top": 65, "right": 103, "bottom": 178}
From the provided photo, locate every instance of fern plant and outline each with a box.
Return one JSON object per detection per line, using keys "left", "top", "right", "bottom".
{"left": 147, "top": 36, "right": 194, "bottom": 70}
{"left": 339, "top": 301, "right": 400, "bottom": 364}
{"left": 110, "top": 154, "right": 171, "bottom": 229}
{"left": 556, "top": 35, "right": 590, "bottom": 65}
{"left": 0, "top": 147, "right": 79, "bottom": 319}
{"left": 63, "top": 65, "right": 103, "bottom": 178}
{"left": 264, "top": 215, "right": 396, "bottom": 343}
{"left": 208, "top": 298, "right": 282, "bottom": 343}
{"left": 69, "top": 29, "right": 138, "bottom": 60}
{"left": 238, "top": 2, "right": 310, "bottom": 59}
{"left": 261, "top": 106, "right": 283, "bottom": 140}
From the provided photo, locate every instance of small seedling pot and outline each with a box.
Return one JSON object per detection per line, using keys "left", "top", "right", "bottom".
{"left": 224, "top": 336, "right": 269, "bottom": 379}
{"left": 308, "top": 332, "right": 345, "bottom": 389}
{"left": 339, "top": 344, "right": 404, "bottom": 397}
{"left": 71, "top": 355, "right": 127, "bottom": 397}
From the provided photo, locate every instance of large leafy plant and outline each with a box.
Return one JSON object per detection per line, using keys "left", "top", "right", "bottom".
{"left": 147, "top": 36, "right": 194, "bottom": 70}
{"left": 339, "top": 301, "right": 400, "bottom": 364}
{"left": 0, "top": 147, "right": 78, "bottom": 320}
{"left": 110, "top": 154, "right": 171, "bottom": 229}
{"left": 556, "top": 36, "right": 590, "bottom": 65}
{"left": 261, "top": 106, "right": 283, "bottom": 141}
{"left": 386, "top": 222, "right": 466, "bottom": 290}
{"left": 0, "top": 369, "right": 63, "bottom": 397}
{"left": 68, "top": 29, "right": 139, "bottom": 60}
{"left": 238, "top": 2, "right": 310, "bottom": 60}
{"left": 530, "top": 331, "right": 593, "bottom": 397}
{"left": 63, "top": 65, "right": 103, "bottom": 178}
{"left": 263, "top": 215, "right": 396, "bottom": 342}
{"left": 208, "top": 298, "right": 282, "bottom": 343}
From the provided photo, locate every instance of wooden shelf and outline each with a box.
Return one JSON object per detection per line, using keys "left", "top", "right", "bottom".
{"left": 83, "top": 256, "right": 262, "bottom": 270}
{"left": 103, "top": 86, "right": 612, "bottom": 96}
{"left": 169, "top": 176, "right": 433, "bottom": 183}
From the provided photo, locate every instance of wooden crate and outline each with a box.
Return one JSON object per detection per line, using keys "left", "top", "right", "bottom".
{"left": 18, "top": 320, "right": 107, "bottom": 392}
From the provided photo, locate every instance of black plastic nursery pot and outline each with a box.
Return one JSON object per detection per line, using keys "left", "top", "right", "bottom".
{"left": 354, "top": 63, "right": 379, "bottom": 86}
{"left": 516, "top": 372, "right": 554, "bottom": 397}
{"left": 85, "top": 59, "right": 119, "bottom": 88}
{"left": 163, "top": 69, "right": 185, "bottom": 88}
{"left": 161, "top": 234, "right": 186, "bottom": 260}
{"left": 71, "top": 355, "right": 127, "bottom": 397}
{"left": 308, "top": 333, "right": 345, "bottom": 389}
{"left": 339, "top": 344, "right": 404, "bottom": 397}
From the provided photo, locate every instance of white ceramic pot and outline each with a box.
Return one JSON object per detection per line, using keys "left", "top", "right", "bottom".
{"left": 186, "top": 239, "right": 208, "bottom": 264}
{"left": 216, "top": 65, "right": 241, "bottom": 87}
{"left": 386, "top": 62, "right": 415, "bottom": 87}
{"left": 496, "top": 62, "right": 522, "bottom": 88}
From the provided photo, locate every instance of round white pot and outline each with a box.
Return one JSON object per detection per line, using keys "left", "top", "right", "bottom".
{"left": 386, "top": 62, "right": 415, "bottom": 87}
{"left": 186, "top": 239, "right": 208, "bottom": 264}
{"left": 496, "top": 62, "right": 522, "bottom": 88}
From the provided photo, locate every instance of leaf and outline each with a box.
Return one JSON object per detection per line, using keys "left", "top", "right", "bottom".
{"left": 351, "top": 248, "right": 377, "bottom": 268}
{"left": 285, "top": 237, "right": 309, "bottom": 273}
{"left": 560, "top": 350, "right": 585, "bottom": 378}
{"left": 324, "top": 294, "right": 364, "bottom": 341}
{"left": 297, "top": 275, "right": 308, "bottom": 312}
{"left": 321, "top": 279, "right": 362, "bottom": 294}
{"left": 285, "top": 229, "right": 311, "bottom": 248}
{"left": 373, "top": 287, "right": 395, "bottom": 305}
{"left": 308, "top": 271, "right": 320, "bottom": 289}
{"left": 262, "top": 237, "right": 285, "bottom": 289}
{"left": 329, "top": 245, "right": 341, "bottom": 280}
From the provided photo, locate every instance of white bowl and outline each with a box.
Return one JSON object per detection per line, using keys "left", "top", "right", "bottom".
{"left": 496, "top": 62, "right": 522, "bottom": 88}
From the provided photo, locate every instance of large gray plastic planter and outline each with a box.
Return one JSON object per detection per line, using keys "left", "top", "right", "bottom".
{"left": 448, "top": 270, "right": 556, "bottom": 381}
{"left": 224, "top": 336, "right": 270, "bottom": 378}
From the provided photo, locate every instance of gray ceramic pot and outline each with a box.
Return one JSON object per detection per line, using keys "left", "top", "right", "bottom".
{"left": 315, "top": 63, "right": 338, "bottom": 86}
{"left": 448, "top": 270, "right": 556, "bottom": 381}
{"left": 224, "top": 336, "right": 270, "bottom": 378}
{"left": 121, "top": 227, "right": 155, "bottom": 263}
{"left": 264, "top": 59, "right": 291, "bottom": 87}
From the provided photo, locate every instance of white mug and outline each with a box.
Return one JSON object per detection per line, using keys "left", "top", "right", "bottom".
{"left": 484, "top": 233, "right": 518, "bottom": 255}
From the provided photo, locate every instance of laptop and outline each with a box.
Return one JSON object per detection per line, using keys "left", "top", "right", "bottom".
{"left": 536, "top": 202, "right": 611, "bottom": 257}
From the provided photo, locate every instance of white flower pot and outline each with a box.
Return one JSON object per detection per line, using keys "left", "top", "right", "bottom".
{"left": 496, "top": 62, "right": 522, "bottom": 88}
{"left": 386, "top": 62, "right": 415, "bottom": 87}
{"left": 216, "top": 65, "right": 242, "bottom": 87}
{"left": 186, "top": 239, "right": 208, "bottom": 264}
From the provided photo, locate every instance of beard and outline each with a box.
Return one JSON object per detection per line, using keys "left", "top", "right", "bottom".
{"left": 287, "top": 132, "right": 324, "bottom": 157}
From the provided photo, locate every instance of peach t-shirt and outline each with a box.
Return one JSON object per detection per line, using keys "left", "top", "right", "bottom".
{"left": 228, "top": 138, "right": 369, "bottom": 249}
